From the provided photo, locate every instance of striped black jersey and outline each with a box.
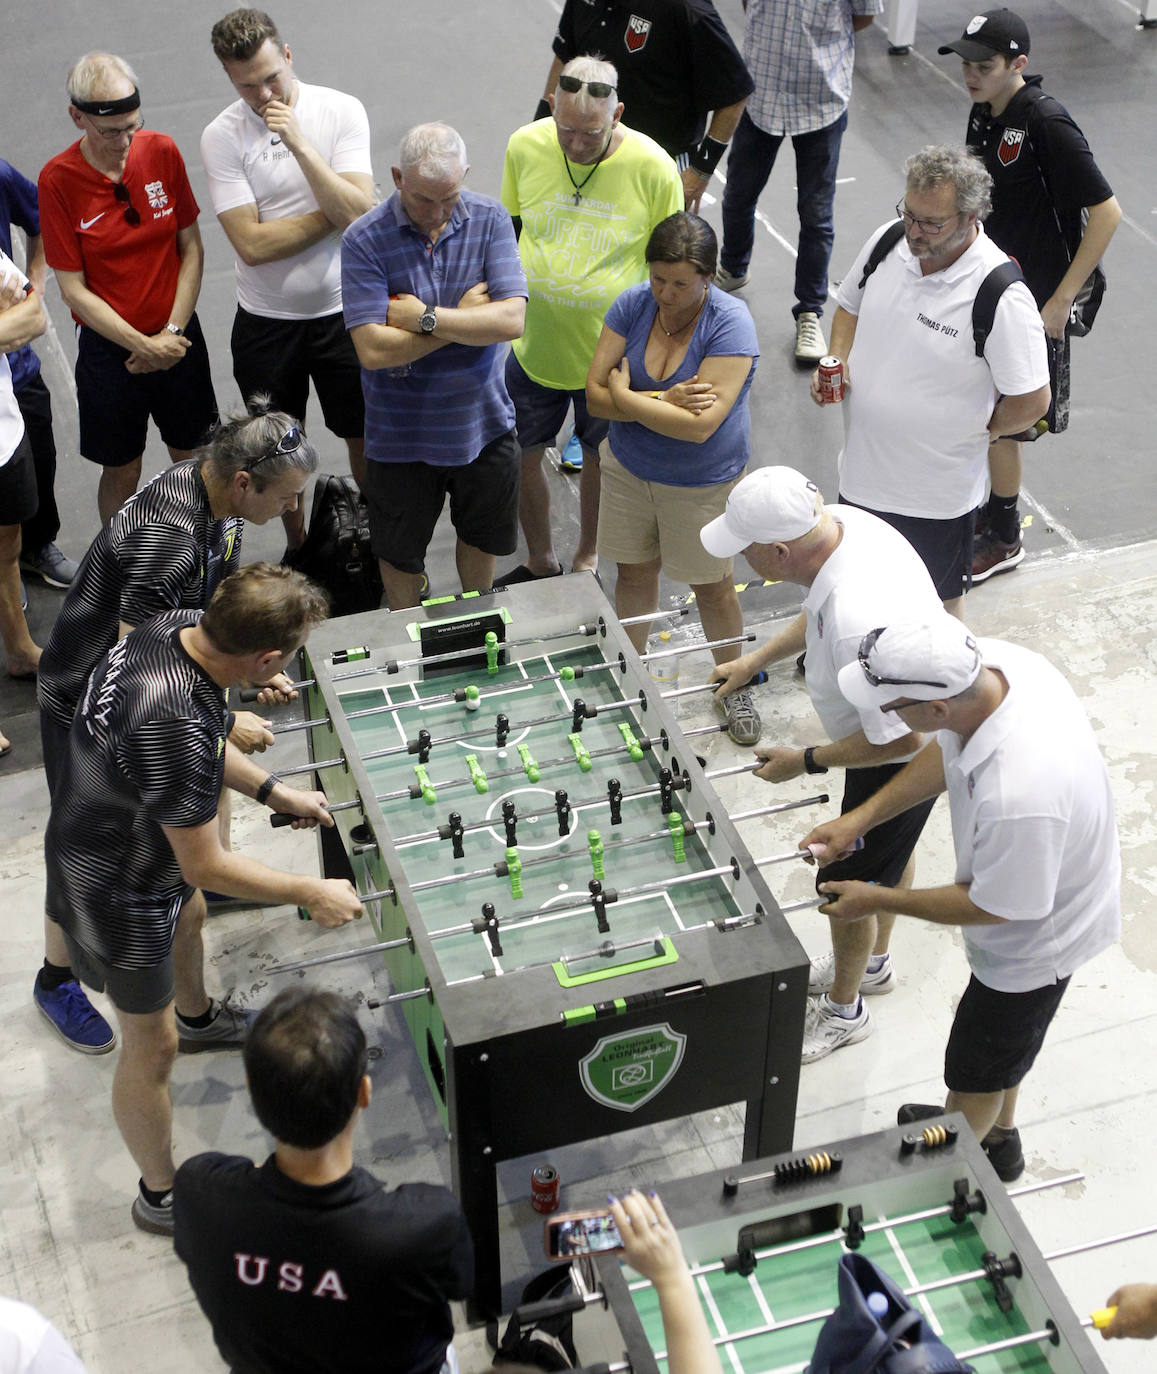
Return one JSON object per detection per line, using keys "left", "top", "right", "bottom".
{"left": 38, "top": 460, "right": 244, "bottom": 731}
{"left": 44, "top": 610, "right": 227, "bottom": 968}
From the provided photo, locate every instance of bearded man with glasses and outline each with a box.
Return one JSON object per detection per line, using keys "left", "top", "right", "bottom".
{"left": 809, "top": 145, "right": 1049, "bottom": 618}
{"left": 38, "top": 52, "right": 218, "bottom": 523}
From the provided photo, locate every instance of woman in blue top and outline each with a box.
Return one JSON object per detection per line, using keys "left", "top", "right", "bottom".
{"left": 587, "top": 213, "right": 762, "bottom": 744}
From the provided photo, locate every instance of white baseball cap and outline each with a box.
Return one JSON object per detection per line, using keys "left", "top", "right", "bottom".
{"left": 700, "top": 466, "right": 821, "bottom": 558}
{"left": 838, "top": 617, "right": 983, "bottom": 711}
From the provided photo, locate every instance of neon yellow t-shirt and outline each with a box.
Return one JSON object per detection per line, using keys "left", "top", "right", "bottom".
{"left": 501, "top": 119, "right": 683, "bottom": 391}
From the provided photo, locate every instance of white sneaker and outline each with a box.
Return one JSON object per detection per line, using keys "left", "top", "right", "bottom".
{"left": 715, "top": 267, "right": 749, "bottom": 293}
{"left": 801, "top": 995, "right": 873, "bottom": 1063}
{"left": 794, "top": 311, "right": 827, "bottom": 364}
{"left": 808, "top": 950, "right": 896, "bottom": 997}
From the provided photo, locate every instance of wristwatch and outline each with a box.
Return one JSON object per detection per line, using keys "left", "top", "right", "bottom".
{"left": 164, "top": 322, "right": 184, "bottom": 337}
{"left": 418, "top": 304, "right": 437, "bottom": 335}
{"left": 803, "top": 746, "right": 828, "bottom": 775}
{"left": 255, "top": 773, "right": 281, "bottom": 806}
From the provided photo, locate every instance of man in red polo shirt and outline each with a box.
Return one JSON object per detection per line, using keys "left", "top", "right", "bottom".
{"left": 39, "top": 52, "right": 217, "bottom": 523}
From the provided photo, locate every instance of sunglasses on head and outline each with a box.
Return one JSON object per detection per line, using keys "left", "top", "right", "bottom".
{"left": 558, "top": 74, "right": 616, "bottom": 99}
{"left": 113, "top": 182, "right": 140, "bottom": 226}
{"left": 857, "top": 626, "right": 949, "bottom": 691}
{"left": 243, "top": 424, "right": 304, "bottom": 472}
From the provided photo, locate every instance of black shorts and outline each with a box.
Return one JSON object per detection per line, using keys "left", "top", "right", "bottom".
{"left": 61, "top": 929, "right": 176, "bottom": 1015}
{"left": 505, "top": 351, "right": 610, "bottom": 452}
{"left": 362, "top": 429, "right": 521, "bottom": 575}
{"left": 231, "top": 306, "right": 364, "bottom": 439}
{"left": 816, "top": 761, "right": 936, "bottom": 889}
{"left": 839, "top": 495, "right": 975, "bottom": 602}
{"left": 944, "top": 972, "right": 1071, "bottom": 1093}
{"left": 0, "top": 432, "right": 37, "bottom": 525}
{"left": 76, "top": 314, "right": 218, "bottom": 466}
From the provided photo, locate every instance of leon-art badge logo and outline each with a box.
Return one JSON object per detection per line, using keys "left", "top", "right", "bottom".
{"left": 998, "top": 128, "right": 1025, "bottom": 165}
{"left": 579, "top": 1022, "right": 686, "bottom": 1112}
{"left": 625, "top": 14, "right": 652, "bottom": 51}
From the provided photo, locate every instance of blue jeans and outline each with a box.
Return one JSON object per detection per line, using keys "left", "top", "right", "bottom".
{"left": 720, "top": 109, "right": 848, "bottom": 318}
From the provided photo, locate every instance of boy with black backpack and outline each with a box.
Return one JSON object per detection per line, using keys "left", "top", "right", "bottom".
{"left": 938, "top": 8, "right": 1121, "bottom": 581}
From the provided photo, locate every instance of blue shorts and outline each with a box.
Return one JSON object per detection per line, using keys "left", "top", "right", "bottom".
{"left": 505, "top": 352, "right": 609, "bottom": 452}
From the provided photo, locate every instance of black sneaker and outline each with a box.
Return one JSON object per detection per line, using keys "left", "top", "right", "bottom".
{"left": 897, "top": 1102, "right": 944, "bottom": 1125}
{"left": 982, "top": 1127, "right": 1025, "bottom": 1182}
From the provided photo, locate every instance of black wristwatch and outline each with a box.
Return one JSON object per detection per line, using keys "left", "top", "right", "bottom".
{"left": 418, "top": 303, "right": 438, "bottom": 334}
{"left": 803, "top": 746, "right": 828, "bottom": 775}
{"left": 256, "top": 773, "right": 281, "bottom": 806}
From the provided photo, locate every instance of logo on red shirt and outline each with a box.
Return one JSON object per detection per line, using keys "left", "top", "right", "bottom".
{"left": 625, "top": 15, "right": 652, "bottom": 51}
{"left": 997, "top": 128, "right": 1024, "bottom": 166}
{"left": 145, "top": 179, "right": 169, "bottom": 210}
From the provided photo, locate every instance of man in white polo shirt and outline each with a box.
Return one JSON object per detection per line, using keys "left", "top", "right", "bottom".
{"left": 704, "top": 466, "right": 944, "bottom": 1063}
{"left": 810, "top": 145, "right": 1049, "bottom": 616}
{"left": 202, "top": 8, "right": 374, "bottom": 548}
{"left": 804, "top": 615, "right": 1120, "bottom": 1179}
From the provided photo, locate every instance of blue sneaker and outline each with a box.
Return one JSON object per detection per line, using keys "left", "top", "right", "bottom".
{"left": 34, "top": 977, "right": 117, "bottom": 1054}
{"left": 558, "top": 435, "right": 583, "bottom": 471}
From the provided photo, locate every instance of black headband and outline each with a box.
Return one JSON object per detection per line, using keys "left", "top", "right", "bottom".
{"left": 71, "top": 87, "right": 141, "bottom": 117}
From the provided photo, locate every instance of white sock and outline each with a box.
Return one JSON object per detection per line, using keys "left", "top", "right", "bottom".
{"left": 824, "top": 993, "right": 861, "bottom": 1019}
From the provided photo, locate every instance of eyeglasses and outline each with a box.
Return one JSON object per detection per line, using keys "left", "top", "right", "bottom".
{"left": 857, "top": 627, "right": 950, "bottom": 691}
{"left": 87, "top": 115, "right": 145, "bottom": 143}
{"left": 558, "top": 74, "right": 617, "bottom": 99}
{"left": 243, "top": 424, "right": 304, "bottom": 472}
{"left": 113, "top": 182, "right": 140, "bottom": 227}
{"left": 895, "top": 200, "right": 962, "bottom": 236}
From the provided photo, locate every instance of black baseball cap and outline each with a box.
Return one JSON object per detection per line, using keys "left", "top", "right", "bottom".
{"left": 938, "top": 9, "right": 1031, "bottom": 60}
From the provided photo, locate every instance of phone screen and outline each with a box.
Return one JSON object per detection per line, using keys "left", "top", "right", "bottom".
{"left": 546, "top": 1211, "right": 624, "bottom": 1258}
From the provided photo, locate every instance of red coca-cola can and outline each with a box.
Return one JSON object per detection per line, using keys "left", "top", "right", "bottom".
{"left": 818, "top": 356, "right": 844, "bottom": 403}
{"left": 531, "top": 1164, "right": 560, "bottom": 1214}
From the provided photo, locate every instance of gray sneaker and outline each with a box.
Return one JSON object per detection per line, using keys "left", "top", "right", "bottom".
{"left": 176, "top": 998, "right": 257, "bottom": 1053}
{"left": 794, "top": 312, "right": 828, "bottom": 365}
{"left": 715, "top": 266, "right": 749, "bottom": 293}
{"left": 808, "top": 950, "right": 896, "bottom": 997}
{"left": 716, "top": 687, "right": 762, "bottom": 746}
{"left": 21, "top": 542, "right": 79, "bottom": 588}
{"left": 131, "top": 1187, "right": 174, "bottom": 1237}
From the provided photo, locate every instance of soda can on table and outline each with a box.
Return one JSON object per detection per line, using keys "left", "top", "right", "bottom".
{"left": 531, "top": 1164, "right": 560, "bottom": 1214}
{"left": 818, "top": 356, "right": 844, "bottom": 403}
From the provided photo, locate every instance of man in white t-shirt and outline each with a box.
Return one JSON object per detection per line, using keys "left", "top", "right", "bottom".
{"left": 202, "top": 9, "right": 374, "bottom": 546}
{"left": 704, "top": 467, "right": 944, "bottom": 1064}
{"left": 810, "top": 145, "right": 1049, "bottom": 617}
{"left": 804, "top": 615, "right": 1120, "bottom": 1181}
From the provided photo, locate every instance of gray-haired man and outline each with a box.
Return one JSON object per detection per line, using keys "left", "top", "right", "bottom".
{"left": 809, "top": 145, "right": 1050, "bottom": 617}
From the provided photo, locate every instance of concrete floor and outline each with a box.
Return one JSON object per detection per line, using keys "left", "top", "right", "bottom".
{"left": 2, "top": 0, "right": 1156, "bottom": 1369}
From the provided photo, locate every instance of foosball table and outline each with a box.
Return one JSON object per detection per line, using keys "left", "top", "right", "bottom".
{"left": 272, "top": 574, "right": 820, "bottom": 1314}
{"left": 585, "top": 1116, "right": 1114, "bottom": 1372}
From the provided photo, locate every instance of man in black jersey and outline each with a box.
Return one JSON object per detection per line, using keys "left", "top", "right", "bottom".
{"left": 937, "top": 9, "right": 1121, "bottom": 582}
{"left": 175, "top": 988, "right": 473, "bottom": 1374}
{"left": 45, "top": 563, "right": 363, "bottom": 1236}
{"left": 34, "top": 401, "right": 316, "bottom": 1056}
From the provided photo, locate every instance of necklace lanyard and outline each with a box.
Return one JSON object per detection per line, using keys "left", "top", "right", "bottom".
{"left": 561, "top": 131, "right": 613, "bottom": 205}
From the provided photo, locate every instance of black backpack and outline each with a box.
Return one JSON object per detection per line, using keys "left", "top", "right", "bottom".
{"left": 856, "top": 221, "right": 1024, "bottom": 358}
{"left": 489, "top": 1267, "right": 581, "bottom": 1370}
{"left": 283, "top": 474, "right": 383, "bottom": 616}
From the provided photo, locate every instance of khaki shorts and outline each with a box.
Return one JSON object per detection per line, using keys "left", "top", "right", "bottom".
{"left": 596, "top": 444, "right": 742, "bottom": 586}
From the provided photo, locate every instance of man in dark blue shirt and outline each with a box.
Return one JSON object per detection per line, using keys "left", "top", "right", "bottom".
{"left": 0, "top": 158, "right": 79, "bottom": 591}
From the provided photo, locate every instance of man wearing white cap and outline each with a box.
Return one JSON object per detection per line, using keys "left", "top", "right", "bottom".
{"left": 703, "top": 466, "right": 944, "bottom": 1062}
{"left": 803, "top": 614, "right": 1120, "bottom": 1178}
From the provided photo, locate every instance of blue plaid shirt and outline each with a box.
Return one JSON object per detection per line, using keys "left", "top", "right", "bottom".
{"left": 743, "top": 0, "right": 882, "bottom": 137}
